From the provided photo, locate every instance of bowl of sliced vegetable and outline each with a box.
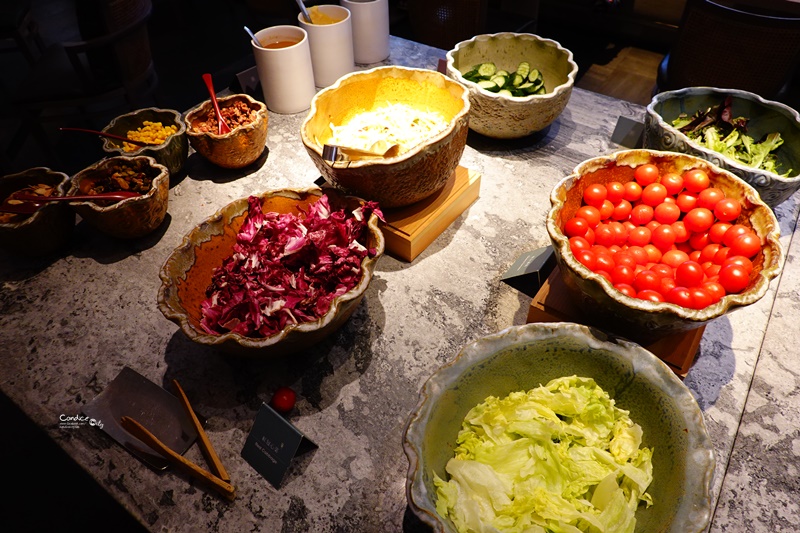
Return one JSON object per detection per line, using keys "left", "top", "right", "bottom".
{"left": 157, "top": 188, "right": 384, "bottom": 357}
{"left": 645, "top": 87, "right": 800, "bottom": 208}
{"left": 404, "top": 322, "right": 715, "bottom": 533}
{"left": 445, "top": 32, "right": 578, "bottom": 139}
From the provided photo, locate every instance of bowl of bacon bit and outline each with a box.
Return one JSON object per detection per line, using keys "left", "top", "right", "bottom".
{"left": 68, "top": 156, "right": 169, "bottom": 239}
{"left": 185, "top": 93, "right": 268, "bottom": 169}
{"left": 157, "top": 188, "right": 384, "bottom": 357}
{"left": 0, "top": 167, "right": 75, "bottom": 256}
{"left": 301, "top": 66, "right": 470, "bottom": 208}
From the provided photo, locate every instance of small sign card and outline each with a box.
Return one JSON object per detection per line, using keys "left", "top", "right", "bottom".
{"left": 500, "top": 245, "right": 556, "bottom": 297}
{"left": 241, "top": 403, "right": 318, "bottom": 489}
{"left": 611, "top": 115, "right": 644, "bottom": 149}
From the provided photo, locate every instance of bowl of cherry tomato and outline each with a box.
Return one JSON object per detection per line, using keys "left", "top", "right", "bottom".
{"left": 546, "top": 149, "right": 783, "bottom": 342}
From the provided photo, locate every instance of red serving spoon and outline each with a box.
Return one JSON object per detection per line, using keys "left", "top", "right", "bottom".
{"left": 1, "top": 191, "right": 140, "bottom": 215}
{"left": 202, "top": 73, "right": 232, "bottom": 135}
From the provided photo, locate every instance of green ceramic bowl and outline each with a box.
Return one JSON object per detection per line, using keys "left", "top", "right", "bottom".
{"left": 404, "top": 322, "right": 715, "bottom": 533}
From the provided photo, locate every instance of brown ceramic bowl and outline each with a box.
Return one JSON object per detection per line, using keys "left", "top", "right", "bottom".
{"left": 157, "top": 188, "right": 384, "bottom": 357}
{"left": 546, "top": 149, "right": 783, "bottom": 342}
{"left": 0, "top": 167, "right": 75, "bottom": 256}
{"left": 301, "top": 66, "right": 470, "bottom": 209}
{"left": 68, "top": 156, "right": 169, "bottom": 239}
{"left": 102, "top": 107, "right": 189, "bottom": 176}
{"left": 185, "top": 93, "right": 268, "bottom": 169}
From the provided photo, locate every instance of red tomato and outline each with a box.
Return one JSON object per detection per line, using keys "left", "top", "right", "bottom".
{"left": 660, "top": 172, "right": 684, "bottom": 195}
{"left": 628, "top": 245, "right": 649, "bottom": 265}
{"left": 576, "top": 205, "right": 601, "bottom": 228}
{"left": 575, "top": 249, "right": 597, "bottom": 270}
{"left": 584, "top": 227, "right": 596, "bottom": 245}
{"left": 611, "top": 264, "right": 636, "bottom": 285}
{"left": 634, "top": 164, "right": 660, "bottom": 186}
{"left": 583, "top": 183, "right": 608, "bottom": 207}
{"left": 651, "top": 224, "right": 677, "bottom": 250}
{"left": 623, "top": 181, "right": 643, "bottom": 202}
{"left": 675, "top": 260, "right": 704, "bottom": 287}
{"left": 683, "top": 169, "right": 711, "bottom": 193}
{"left": 654, "top": 202, "right": 681, "bottom": 224}
{"left": 723, "top": 255, "right": 754, "bottom": 273}
{"left": 271, "top": 387, "right": 297, "bottom": 414}
{"left": 623, "top": 220, "right": 637, "bottom": 233}
{"left": 594, "top": 223, "right": 616, "bottom": 247}
{"left": 722, "top": 224, "right": 751, "bottom": 247}
{"left": 630, "top": 204, "right": 654, "bottom": 226}
{"left": 688, "top": 231, "right": 710, "bottom": 251}
{"left": 662, "top": 249, "right": 690, "bottom": 268}
{"left": 627, "top": 226, "right": 652, "bottom": 247}
{"left": 606, "top": 181, "right": 625, "bottom": 203}
{"left": 564, "top": 217, "right": 589, "bottom": 238}
{"left": 705, "top": 263, "right": 722, "bottom": 278}
{"left": 666, "top": 286, "right": 693, "bottom": 307}
{"left": 595, "top": 251, "right": 615, "bottom": 272}
{"left": 712, "top": 246, "right": 732, "bottom": 265}
{"left": 612, "top": 199, "right": 633, "bottom": 221}
{"left": 599, "top": 199, "right": 615, "bottom": 220}
{"left": 700, "top": 243, "right": 722, "bottom": 263}
{"left": 719, "top": 263, "right": 750, "bottom": 293}
{"left": 643, "top": 244, "right": 663, "bottom": 263}
{"left": 709, "top": 222, "right": 732, "bottom": 244}
{"left": 676, "top": 192, "right": 698, "bottom": 213}
{"left": 608, "top": 221, "right": 628, "bottom": 246}
{"left": 714, "top": 198, "right": 742, "bottom": 222}
{"left": 637, "top": 289, "right": 664, "bottom": 302}
{"left": 645, "top": 220, "right": 662, "bottom": 233}
{"left": 651, "top": 263, "right": 673, "bottom": 279}
{"left": 689, "top": 287, "right": 714, "bottom": 309}
{"left": 671, "top": 221, "right": 690, "bottom": 243}
{"left": 659, "top": 276, "right": 677, "bottom": 295}
{"left": 702, "top": 281, "right": 726, "bottom": 304}
{"left": 614, "top": 283, "right": 637, "bottom": 297}
{"left": 683, "top": 207, "right": 715, "bottom": 233}
{"left": 641, "top": 183, "right": 668, "bottom": 206}
{"left": 596, "top": 270, "right": 613, "bottom": 283}
{"left": 697, "top": 187, "right": 725, "bottom": 210}
{"left": 569, "top": 236, "right": 591, "bottom": 253}
{"left": 613, "top": 251, "right": 637, "bottom": 269}
{"left": 689, "top": 250, "right": 702, "bottom": 263}
{"left": 730, "top": 232, "right": 761, "bottom": 259}
{"left": 634, "top": 270, "right": 661, "bottom": 292}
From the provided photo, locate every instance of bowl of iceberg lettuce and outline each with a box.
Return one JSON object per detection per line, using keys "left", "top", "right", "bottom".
{"left": 403, "top": 322, "right": 714, "bottom": 533}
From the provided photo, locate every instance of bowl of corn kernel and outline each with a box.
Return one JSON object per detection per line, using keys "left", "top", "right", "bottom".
{"left": 102, "top": 107, "right": 189, "bottom": 176}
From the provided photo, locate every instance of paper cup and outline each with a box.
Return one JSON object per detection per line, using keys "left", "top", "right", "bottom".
{"left": 252, "top": 26, "right": 317, "bottom": 114}
{"left": 341, "top": 0, "right": 390, "bottom": 64}
{"left": 298, "top": 5, "right": 355, "bottom": 88}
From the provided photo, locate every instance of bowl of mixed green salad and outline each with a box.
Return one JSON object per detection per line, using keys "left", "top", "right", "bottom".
{"left": 403, "top": 322, "right": 714, "bottom": 533}
{"left": 645, "top": 87, "right": 800, "bottom": 208}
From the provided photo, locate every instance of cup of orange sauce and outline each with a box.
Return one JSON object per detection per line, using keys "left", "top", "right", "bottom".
{"left": 252, "top": 26, "right": 317, "bottom": 114}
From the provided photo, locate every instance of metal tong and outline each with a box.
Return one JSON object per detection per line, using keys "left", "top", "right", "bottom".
{"left": 120, "top": 380, "right": 235, "bottom": 501}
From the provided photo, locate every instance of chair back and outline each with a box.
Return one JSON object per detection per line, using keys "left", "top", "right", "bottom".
{"left": 659, "top": 0, "right": 800, "bottom": 100}
{"left": 406, "top": 0, "right": 488, "bottom": 51}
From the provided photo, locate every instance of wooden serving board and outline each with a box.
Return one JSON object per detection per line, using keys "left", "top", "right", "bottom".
{"left": 380, "top": 166, "right": 481, "bottom": 262}
{"left": 526, "top": 265, "right": 704, "bottom": 377}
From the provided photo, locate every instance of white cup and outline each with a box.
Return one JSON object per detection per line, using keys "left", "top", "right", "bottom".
{"left": 252, "top": 26, "right": 317, "bottom": 114}
{"left": 298, "top": 5, "right": 355, "bottom": 88}
{"left": 341, "top": 0, "right": 390, "bottom": 65}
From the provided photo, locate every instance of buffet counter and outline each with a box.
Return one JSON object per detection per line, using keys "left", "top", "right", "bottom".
{"left": 1, "top": 36, "right": 799, "bottom": 532}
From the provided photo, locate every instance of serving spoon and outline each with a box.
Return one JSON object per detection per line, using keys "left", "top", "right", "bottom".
{"left": 60, "top": 127, "right": 156, "bottom": 147}
{"left": 322, "top": 141, "right": 401, "bottom": 162}
{"left": 202, "top": 73, "right": 231, "bottom": 135}
{"left": 295, "top": 0, "right": 312, "bottom": 23}
{"left": 1, "top": 191, "right": 140, "bottom": 215}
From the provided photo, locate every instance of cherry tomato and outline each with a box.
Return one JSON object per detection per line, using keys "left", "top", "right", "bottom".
{"left": 697, "top": 187, "right": 725, "bottom": 210}
{"left": 718, "top": 263, "right": 750, "bottom": 293}
{"left": 683, "top": 207, "right": 715, "bottom": 233}
{"left": 643, "top": 244, "right": 663, "bottom": 263}
{"left": 723, "top": 255, "right": 754, "bottom": 273}
{"left": 611, "top": 264, "right": 636, "bottom": 285}
{"left": 660, "top": 172, "right": 684, "bottom": 195}
{"left": 575, "top": 249, "right": 597, "bottom": 270}
{"left": 662, "top": 249, "right": 690, "bottom": 268}
{"left": 730, "top": 232, "right": 761, "bottom": 259}
{"left": 689, "top": 250, "right": 702, "bottom": 263}
{"left": 270, "top": 387, "right": 297, "bottom": 414}
{"left": 702, "top": 281, "right": 726, "bottom": 304}
{"left": 675, "top": 260, "right": 704, "bottom": 287}
{"left": 630, "top": 204, "right": 654, "bottom": 226}
{"left": 714, "top": 198, "right": 742, "bottom": 222}
{"left": 709, "top": 222, "right": 732, "bottom": 244}
{"left": 634, "top": 164, "right": 660, "bottom": 186}
{"left": 671, "top": 221, "right": 689, "bottom": 243}
{"left": 650, "top": 263, "right": 673, "bottom": 279}
{"left": 584, "top": 227, "right": 596, "bottom": 245}
{"left": 583, "top": 183, "right": 608, "bottom": 207}
{"left": 594, "top": 223, "right": 616, "bottom": 247}
{"left": 645, "top": 219, "right": 662, "bottom": 233}
{"left": 666, "top": 286, "right": 693, "bottom": 308}
{"left": 595, "top": 270, "right": 613, "bottom": 283}
{"left": 688, "top": 231, "right": 710, "bottom": 251}
{"left": 627, "top": 226, "right": 652, "bottom": 247}
{"left": 606, "top": 181, "right": 625, "bottom": 203}
{"left": 689, "top": 287, "right": 714, "bottom": 309}
{"left": 712, "top": 246, "right": 732, "bottom": 265}
{"left": 659, "top": 276, "right": 677, "bottom": 295}
{"left": 576, "top": 205, "right": 601, "bottom": 228}
{"left": 599, "top": 199, "right": 615, "bottom": 220}
{"left": 628, "top": 245, "right": 649, "bottom": 265}
{"left": 722, "top": 224, "right": 751, "bottom": 247}
{"left": 683, "top": 169, "right": 710, "bottom": 193}
{"left": 704, "top": 263, "right": 721, "bottom": 278}
{"left": 623, "top": 181, "right": 643, "bottom": 202}
{"left": 612, "top": 199, "right": 633, "bottom": 221}
{"left": 637, "top": 289, "right": 664, "bottom": 302}
{"left": 676, "top": 192, "right": 698, "bottom": 213}
{"left": 641, "top": 183, "right": 668, "bottom": 206}
{"left": 651, "top": 224, "right": 677, "bottom": 250}
{"left": 700, "top": 243, "right": 721, "bottom": 263}
{"left": 569, "top": 236, "right": 591, "bottom": 253}
{"left": 564, "top": 217, "right": 589, "bottom": 238}
{"left": 614, "top": 283, "right": 637, "bottom": 298}
{"left": 634, "top": 270, "right": 661, "bottom": 292}
{"left": 613, "top": 251, "right": 637, "bottom": 269}
{"left": 595, "top": 251, "right": 615, "bottom": 272}
{"left": 654, "top": 202, "right": 681, "bottom": 224}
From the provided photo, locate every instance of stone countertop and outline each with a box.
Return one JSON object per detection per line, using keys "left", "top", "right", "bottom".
{"left": 1, "top": 36, "right": 799, "bottom": 532}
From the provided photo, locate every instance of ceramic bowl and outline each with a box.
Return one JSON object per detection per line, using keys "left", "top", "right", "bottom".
{"left": 68, "top": 156, "right": 169, "bottom": 239}
{"left": 301, "top": 66, "right": 470, "bottom": 208}
{"left": 185, "top": 93, "right": 268, "bottom": 169}
{"left": 547, "top": 149, "right": 783, "bottom": 342}
{"left": 0, "top": 167, "right": 75, "bottom": 256}
{"left": 645, "top": 87, "right": 800, "bottom": 208}
{"left": 157, "top": 188, "right": 384, "bottom": 357}
{"left": 404, "top": 322, "right": 715, "bottom": 533}
{"left": 446, "top": 32, "right": 578, "bottom": 139}
{"left": 102, "top": 107, "right": 188, "bottom": 176}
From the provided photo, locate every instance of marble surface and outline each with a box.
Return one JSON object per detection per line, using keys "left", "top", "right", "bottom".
{"left": 1, "top": 36, "right": 799, "bottom": 532}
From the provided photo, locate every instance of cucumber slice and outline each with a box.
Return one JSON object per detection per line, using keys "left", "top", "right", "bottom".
{"left": 528, "top": 68, "right": 543, "bottom": 84}
{"left": 477, "top": 62, "right": 497, "bottom": 77}
{"left": 515, "top": 61, "right": 531, "bottom": 80}
{"left": 498, "top": 89, "right": 513, "bottom": 97}
{"left": 490, "top": 75, "right": 508, "bottom": 89}
{"left": 477, "top": 79, "right": 499, "bottom": 92}
{"left": 511, "top": 73, "right": 524, "bottom": 87}
{"left": 495, "top": 70, "right": 509, "bottom": 78}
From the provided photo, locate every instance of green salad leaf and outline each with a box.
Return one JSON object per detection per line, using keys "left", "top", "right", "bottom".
{"left": 434, "top": 376, "right": 653, "bottom": 533}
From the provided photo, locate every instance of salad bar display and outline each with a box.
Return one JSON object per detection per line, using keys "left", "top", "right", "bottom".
{"left": 1, "top": 35, "right": 798, "bottom": 533}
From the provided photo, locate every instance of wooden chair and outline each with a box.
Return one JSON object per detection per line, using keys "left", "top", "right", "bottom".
{"left": 6, "top": 0, "right": 159, "bottom": 164}
{"left": 406, "top": 0, "right": 488, "bottom": 51}
{"left": 655, "top": 0, "right": 800, "bottom": 101}
{"left": 0, "top": 0, "right": 44, "bottom": 65}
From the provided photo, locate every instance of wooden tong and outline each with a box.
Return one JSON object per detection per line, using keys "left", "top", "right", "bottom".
{"left": 120, "top": 380, "right": 235, "bottom": 501}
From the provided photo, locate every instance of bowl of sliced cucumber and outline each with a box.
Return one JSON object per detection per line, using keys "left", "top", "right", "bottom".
{"left": 446, "top": 32, "right": 578, "bottom": 139}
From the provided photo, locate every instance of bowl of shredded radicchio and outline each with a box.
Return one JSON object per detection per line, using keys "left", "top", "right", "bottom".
{"left": 158, "top": 188, "right": 384, "bottom": 356}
